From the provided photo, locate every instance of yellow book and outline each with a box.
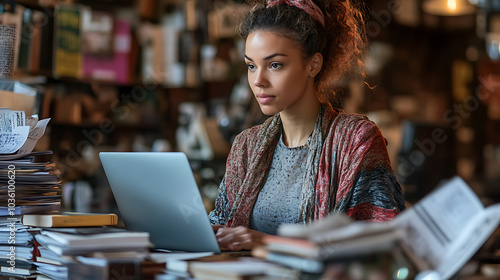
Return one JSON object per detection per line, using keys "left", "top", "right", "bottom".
{"left": 53, "top": 4, "right": 86, "bottom": 79}
{"left": 22, "top": 212, "right": 118, "bottom": 227}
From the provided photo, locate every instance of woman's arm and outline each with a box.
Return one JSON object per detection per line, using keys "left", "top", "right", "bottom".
{"left": 333, "top": 117, "right": 406, "bottom": 221}
{"left": 208, "top": 177, "right": 271, "bottom": 251}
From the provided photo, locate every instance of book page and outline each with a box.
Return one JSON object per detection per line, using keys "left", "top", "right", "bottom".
{"left": 415, "top": 177, "right": 484, "bottom": 242}
{"left": 17, "top": 118, "right": 51, "bottom": 154}
{"left": 395, "top": 176, "right": 497, "bottom": 278}
{"left": 0, "top": 126, "right": 30, "bottom": 154}
{"left": 10, "top": 110, "right": 26, "bottom": 129}
{"left": 0, "top": 109, "right": 30, "bottom": 154}
{"left": 395, "top": 209, "right": 444, "bottom": 268}
{"left": 438, "top": 204, "right": 500, "bottom": 279}
{"left": 0, "top": 108, "right": 12, "bottom": 134}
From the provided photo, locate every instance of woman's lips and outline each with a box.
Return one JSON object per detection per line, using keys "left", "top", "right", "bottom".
{"left": 256, "top": 94, "right": 275, "bottom": 104}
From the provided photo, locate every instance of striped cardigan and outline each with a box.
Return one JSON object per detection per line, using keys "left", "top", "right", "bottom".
{"left": 208, "top": 104, "right": 405, "bottom": 228}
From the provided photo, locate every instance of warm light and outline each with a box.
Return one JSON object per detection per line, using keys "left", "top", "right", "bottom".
{"left": 423, "top": 0, "right": 475, "bottom": 16}
{"left": 447, "top": 0, "right": 457, "bottom": 11}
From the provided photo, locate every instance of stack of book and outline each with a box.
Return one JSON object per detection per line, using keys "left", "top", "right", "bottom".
{"left": 23, "top": 213, "right": 151, "bottom": 280}
{"left": 0, "top": 150, "right": 62, "bottom": 217}
{"left": 149, "top": 251, "right": 299, "bottom": 280}
{"left": 19, "top": 212, "right": 113, "bottom": 280}
{"left": 251, "top": 177, "right": 500, "bottom": 279}
{"left": 186, "top": 258, "right": 297, "bottom": 280}
{"left": 252, "top": 216, "right": 409, "bottom": 279}
{"left": 0, "top": 215, "right": 39, "bottom": 278}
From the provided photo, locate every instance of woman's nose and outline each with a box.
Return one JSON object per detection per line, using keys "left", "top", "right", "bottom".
{"left": 253, "top": 70, "right": 268, "bottom": 88}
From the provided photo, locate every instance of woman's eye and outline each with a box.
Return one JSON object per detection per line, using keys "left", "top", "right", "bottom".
{"left": 270, "top": 62, "right": 282, "bottom": 69}
{"left": 247, "top": 64, "right": 256, "bottom": 70}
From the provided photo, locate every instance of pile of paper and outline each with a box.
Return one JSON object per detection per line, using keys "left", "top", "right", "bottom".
{"left": 0, "top": 150, "right": 61, "bottom": 216}
{"left": 0, "top": 216, "right": 38, "bottom": 277}
{"left": 0, "top": 107, "right": 61, "bottom": 279}
{"left": 0, "top": 107, "right": 60, "bottom": 216}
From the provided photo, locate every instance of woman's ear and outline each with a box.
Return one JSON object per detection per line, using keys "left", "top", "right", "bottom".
{"left": 309, "top": 53, "right": 323, "bottom": 78}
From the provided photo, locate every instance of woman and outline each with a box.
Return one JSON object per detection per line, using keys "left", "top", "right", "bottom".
{"left": 209, "top": 0, "right": 405, "bottom": 251}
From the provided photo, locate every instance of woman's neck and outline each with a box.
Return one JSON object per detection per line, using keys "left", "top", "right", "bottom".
{"left": 280, "top": 100, "right": 321, "bottom": 147}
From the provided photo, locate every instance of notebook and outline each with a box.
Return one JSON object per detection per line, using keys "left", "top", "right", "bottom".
{"left": 99, "top": 152, "right": 221, "bottom": 253}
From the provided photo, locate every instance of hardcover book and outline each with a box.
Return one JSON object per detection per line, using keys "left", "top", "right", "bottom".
{"left": 22, "top": 212, "right": 118, "bottom": 227}
{"left": 82, "top": 18, "right": 133, "bottom": 84}
{"left": 53, "top": 4, "right": 87, "bottom": 79}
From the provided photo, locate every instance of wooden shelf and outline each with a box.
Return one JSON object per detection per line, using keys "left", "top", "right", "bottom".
{"left": 49, "top": 121, "right": 162, "bottom": 131}
{"left": 16, "top": 0, "right": 134, "bottom": 10}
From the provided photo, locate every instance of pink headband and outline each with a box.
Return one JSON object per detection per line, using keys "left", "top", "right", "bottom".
{"left": 266, "top": 0, "right": 325, "bottom": 27}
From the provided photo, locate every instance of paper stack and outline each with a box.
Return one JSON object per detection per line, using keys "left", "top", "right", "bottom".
{"left": 0, "top": 215, "right": 39, "bottom": 278}
{"left": 0, "top": 108, "right": 60, "bottom": 217}
{"left": 0, "top": 151, "right": 62, "bottom": 278}
{"left": 0, "top": 107, "right": 62, "bottom": 278}
{"left": 0, "top": 150, "right": 62, "bottom": 217}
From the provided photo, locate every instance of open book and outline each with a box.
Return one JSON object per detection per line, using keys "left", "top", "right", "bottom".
{"left": 394, "top": 176, "right": 500, "bottom": 279}
{"left": 273, "top": 176, "right": 500, "bottom": 279}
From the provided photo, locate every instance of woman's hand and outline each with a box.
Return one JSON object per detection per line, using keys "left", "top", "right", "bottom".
{"left": 212, "top": 225, "right": 226, "bottom": 232}
{"left": 214, "top": 226, "right": 269, "bottom": 251}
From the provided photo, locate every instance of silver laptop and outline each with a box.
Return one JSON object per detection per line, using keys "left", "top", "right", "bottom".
{"left": 99, "top": 152, "right": 221, "bottom": 253}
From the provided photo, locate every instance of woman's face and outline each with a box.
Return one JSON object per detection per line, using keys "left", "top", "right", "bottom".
{"left": 244, "top": 30, "right": 316, "bottom": 116}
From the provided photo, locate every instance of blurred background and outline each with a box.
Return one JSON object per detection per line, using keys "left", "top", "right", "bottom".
{"left": 2, "top": 0, "right": 500, "bottom": 214}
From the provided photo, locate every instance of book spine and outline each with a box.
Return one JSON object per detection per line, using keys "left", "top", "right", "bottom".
{"left": 50, "top": 214, "right": 118, "bottom": 227}
{"left": 266, "top": 252, "right": 324, "bottom": 274}
{"left": 17, "top": 8, "right": 32, "bottom": 70}
{"left": 53, "top": 4, "right": 85, "bottom": 79}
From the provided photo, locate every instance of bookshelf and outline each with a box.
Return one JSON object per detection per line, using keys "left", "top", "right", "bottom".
{"left": 4, "top": 0, "right": 250, "bottom": 213}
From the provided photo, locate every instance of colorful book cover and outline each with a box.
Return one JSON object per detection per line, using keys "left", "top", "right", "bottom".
{"left": 53, "top": 4, "right": 86, "bottom": 79}
{"left": 83, "top": 17, "right": 132, "bottom": 84}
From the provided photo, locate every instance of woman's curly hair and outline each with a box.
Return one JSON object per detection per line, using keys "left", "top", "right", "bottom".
{"left": 238, "top": 0, "right": 367, "bottom": 106}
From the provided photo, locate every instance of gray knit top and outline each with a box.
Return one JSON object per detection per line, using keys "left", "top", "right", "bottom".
{"left": 249, "top": 132, "right": 310, "bottom": 235}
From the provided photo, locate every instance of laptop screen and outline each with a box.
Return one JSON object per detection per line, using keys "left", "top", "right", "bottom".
{"left": 100, "top": 152, "right": 220, "bottom": 253}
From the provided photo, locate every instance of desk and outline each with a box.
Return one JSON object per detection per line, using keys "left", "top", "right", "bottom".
{"left": 153, "top": 249, "right": 416, "bottom": 280}
{"left": 2, "top": 241, "right": 498, "bottom": 280}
